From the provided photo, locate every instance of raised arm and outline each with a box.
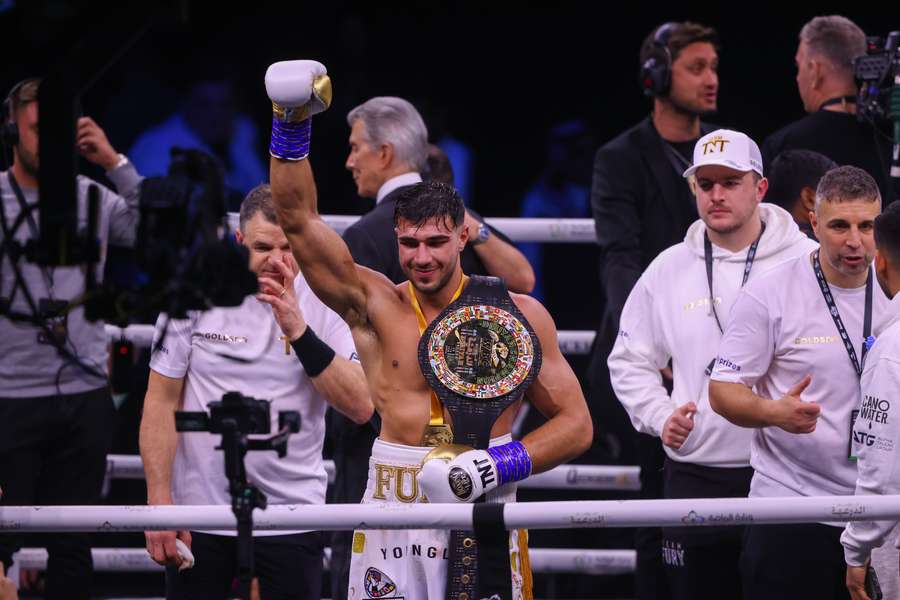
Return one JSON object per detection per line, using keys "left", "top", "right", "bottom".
{"left": 266, "top": 60, "right": 368, "bottom": 325}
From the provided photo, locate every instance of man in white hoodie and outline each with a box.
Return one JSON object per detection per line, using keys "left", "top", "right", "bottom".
{"left": 842, "top": 200, "right": 900, "bottom": 600}
{"left": 608, "top": 128, "right": 817, "bottom": 600}
{"left": 709, "top": 165, "right": 890, "bottom": 600}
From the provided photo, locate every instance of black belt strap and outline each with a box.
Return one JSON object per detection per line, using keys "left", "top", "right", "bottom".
{"left": 417, "top": 275, "right": 541, "bottom": 600}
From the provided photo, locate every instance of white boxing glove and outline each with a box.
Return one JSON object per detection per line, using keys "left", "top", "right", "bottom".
{"left": 419, "top": 447, "right": 498, "bottom": 503}
{"left": 265, "top": 60, "right": 332, "bottom": 122}
{"left": 419, "top": 440, "right": 534, "bottom": 503}
{"left": 266, "top": 60, "right": 332, "bottom": 160}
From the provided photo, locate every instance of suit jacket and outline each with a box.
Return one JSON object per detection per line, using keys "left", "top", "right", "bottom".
{"left": 587, "top": 116, "right": 715, "bottom": 432}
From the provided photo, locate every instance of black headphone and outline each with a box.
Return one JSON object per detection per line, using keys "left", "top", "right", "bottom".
{"left": 639, "top": 22, "right": 677, "bottom": 98}
{"left": 1, "top": 78, "right": 39, "bottom": 149}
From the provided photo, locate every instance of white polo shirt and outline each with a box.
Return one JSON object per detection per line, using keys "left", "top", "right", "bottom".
{"left": 150, "top": 273, "right": 357, "bottom": 535}
{"left": 711, "top": 253, "right": 891, "bottom": 509}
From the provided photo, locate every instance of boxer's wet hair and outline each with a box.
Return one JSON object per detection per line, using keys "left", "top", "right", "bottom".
{"left": 393, "top": 181, "right": 465, "bottom": 230}
{"left": 875, "top": 201, "right": 900, "bottom": 266}
{"left": 239, "top": 184, "right": 278, "bottom": 232}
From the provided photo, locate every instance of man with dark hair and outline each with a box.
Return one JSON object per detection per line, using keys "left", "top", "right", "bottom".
{"left": 710, "top": 166, "right": 892, "bottom": 599}
{"left": 842, "top": 200, "right": 900, "bottom": 600}
{"left": 0, "top": 78, "right": 143, "bottom": 599}
{"left": 588, "top": 20, "right": 719, "bottom": 599}
{"left": 767, "top": 149, "right": 838, "bottom": 239}
{"left": 762, "top": 15, "right": 895, "bottom": 204}
{"left": 331, "top": 96, "right": 535, "bottom": 599}
{"left": 140, "top": 184, "right": 371, "bottom": 599}
{"left": 264, "top": 59, "right": 592, "bottom": 600}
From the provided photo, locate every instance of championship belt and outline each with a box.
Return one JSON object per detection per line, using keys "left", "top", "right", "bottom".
{"left": 417, "top": 275, "right": 542, "bottom": 600}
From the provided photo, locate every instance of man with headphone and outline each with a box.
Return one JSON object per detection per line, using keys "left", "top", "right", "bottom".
{"left": 0, "top": 78, "right": 142, "bottom": 599}
{"left": 585, "top": 21, "right": 719, "bottom": 600}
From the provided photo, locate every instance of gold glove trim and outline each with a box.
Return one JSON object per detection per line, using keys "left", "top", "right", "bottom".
{"left": 271, "top": 74, "right": 332, "bottom": 122}
{"left": 312, "top": 74, "right": 333, "bottom": 110}
{"left": 422, "top": 443, "right": 474, "bottom": 464}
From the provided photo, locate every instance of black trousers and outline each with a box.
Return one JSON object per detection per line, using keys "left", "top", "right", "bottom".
{"left": 635, "top": 433, "right": 670, "bottom": 600}
{"left": 741, "top": 522, "right": 850, "bottom": 600}
{"left": 661, "top": 459, "right": 753, "bottom": 600}
{"left": 166, "top": 531, "right": 323, "bottom": 600}
{"left": 0, "top": 387, "right": 115, "bottom": 600}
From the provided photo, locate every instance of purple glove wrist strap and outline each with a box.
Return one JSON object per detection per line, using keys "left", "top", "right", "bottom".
{"left": 485, "top": 440, "right": 532, "bottom": 487}
{"left": 270, "top": 116, "right": 311, "bottom": 160}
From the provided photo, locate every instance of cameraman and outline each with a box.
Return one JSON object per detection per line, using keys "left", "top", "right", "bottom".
{"left": 762, "top": 15, "right": 896, "bottom": 204}
{"left": 140, "top": 185, "right": 371, "bottom": 600}
{"left": 0, "top": 78, "right": 142, "bottom": 599}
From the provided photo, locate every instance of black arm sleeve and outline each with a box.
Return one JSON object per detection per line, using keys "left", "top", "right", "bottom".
{"left": 591, "top": 146, "right": 643, "bottom": 327}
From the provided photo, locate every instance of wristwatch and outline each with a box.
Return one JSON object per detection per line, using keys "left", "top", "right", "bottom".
{"left": 472, "top": 221, "right": 491, "bottom": 246}
{"left": 111, "top": 153, "right": 129, "bottom": 171}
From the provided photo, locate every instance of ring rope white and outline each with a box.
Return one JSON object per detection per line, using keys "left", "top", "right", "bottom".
{"left": 0, "top": 495, "right": 894, "bottom": 532}
{"left": 104, "top": 455, "right": 641, "bottom": 492}
{"left": 225, "top": 213, "right": 597, "bottom": 244}
{"left": 104, "top": 325, "right": 596, "bottom": 356}
{"left": 11, "top": 547, "right": 635, "bottom": 576}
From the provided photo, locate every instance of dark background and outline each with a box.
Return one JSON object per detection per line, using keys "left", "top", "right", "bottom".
{"left": 0, "top": 1, "right": 890, "bottom": 221}
{"left": 0, "top": 2, "right": 894, "bottom": 597}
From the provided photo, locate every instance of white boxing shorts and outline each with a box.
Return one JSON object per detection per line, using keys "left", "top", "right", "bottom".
{"left": 348, "top": 435, "right": 532, "bottom": 600}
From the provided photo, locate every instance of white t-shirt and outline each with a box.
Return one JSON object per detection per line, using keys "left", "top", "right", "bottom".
{"left": 711, "top": 253, "right": 891, "bottom": 506}
{"left": 149, "top": 273, "right": 357, "bottom": 535}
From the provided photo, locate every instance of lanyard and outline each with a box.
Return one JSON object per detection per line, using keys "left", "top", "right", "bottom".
{"left": 812, "top": 251, "right": 873, "bottom": 378}
{"left": 408, "top": 274, "right": 467, "bottom": 426}
{"left": 703, "top": 221, "right": 766, "bottom": 334}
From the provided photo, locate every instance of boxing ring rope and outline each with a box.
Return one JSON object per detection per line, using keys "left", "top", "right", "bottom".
{"left": 104, "top": 454, "right": 641, "bottom": 492}
{"left": 1, "top": 495, "right": 896, "bottom": 532}
{"left": 225, "top": 214, "right": 598, "bottom": 243}
{"left": 105, "top": 324, "right": 597, "bottom": 357}
{"left": 11, "top": 547, "right": 635, "bottom": 576}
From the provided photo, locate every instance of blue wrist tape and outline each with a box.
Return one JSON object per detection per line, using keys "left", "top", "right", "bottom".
{"left": 270, "top": 116, "right": 312, "bottom": 160}
{"left": 486, "top": 440, "right": 532, "bottom": 486}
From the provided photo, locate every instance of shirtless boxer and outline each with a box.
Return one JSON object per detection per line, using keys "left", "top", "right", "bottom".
{"left": 264, "top": 60, "right": 592, "bottom": 600}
